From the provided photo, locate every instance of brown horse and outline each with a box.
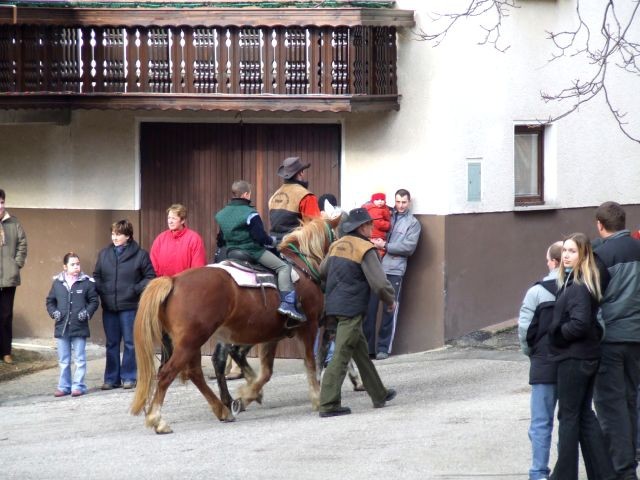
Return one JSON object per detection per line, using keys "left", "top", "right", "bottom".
{"left": 130, "top": 218, "right": 333, "bottom": 434}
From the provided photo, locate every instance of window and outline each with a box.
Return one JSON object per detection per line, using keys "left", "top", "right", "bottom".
{"left": 514, "top": 125, "right": 544, "bottom": 205}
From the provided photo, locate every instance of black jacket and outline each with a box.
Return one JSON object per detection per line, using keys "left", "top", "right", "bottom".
{"left": 548, "top": 275, "right": 603, "bottom": 362}
{"left": 46, "top": 273, "right": 99, "bottom": 338}
{"left": 93, "top": 240, "right": 156, "bottom": 312}
{"left": 525, "top": 279, "right": 557, "bottom": 384}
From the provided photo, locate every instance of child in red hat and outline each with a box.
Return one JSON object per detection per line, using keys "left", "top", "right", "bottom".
{"left": 363, "top": 192, "right": 391, "bottom": 258}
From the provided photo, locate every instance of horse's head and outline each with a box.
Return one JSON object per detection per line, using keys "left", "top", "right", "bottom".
{"left": 279, "top": 217, "right": 337, "bottom": 271}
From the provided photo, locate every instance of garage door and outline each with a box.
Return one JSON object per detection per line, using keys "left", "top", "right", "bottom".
{"left": 140, "top": 122, "right": 341, "bottom": 358}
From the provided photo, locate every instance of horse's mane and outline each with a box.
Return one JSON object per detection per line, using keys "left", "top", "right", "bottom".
{"left": 279, "top": 218, "right": 329, "bottom": 272}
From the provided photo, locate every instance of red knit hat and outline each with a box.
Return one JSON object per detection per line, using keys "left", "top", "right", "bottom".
{"left": 371, "top": 192, "right": 386, "bottom": 202}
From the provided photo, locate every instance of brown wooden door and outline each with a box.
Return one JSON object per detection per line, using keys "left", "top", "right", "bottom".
{"left": 140, "top": 122, "right": 340, "bottom": 358}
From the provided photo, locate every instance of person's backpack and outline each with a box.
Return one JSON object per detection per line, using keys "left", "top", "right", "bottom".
{"left": 526, "top": 279, "right": 557, "bottom": 351}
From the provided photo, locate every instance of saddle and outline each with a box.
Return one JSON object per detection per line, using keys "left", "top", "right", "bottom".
{"left": 209, "top": 260, "right": 278, "bottom": 289}
{"left": 209, "top": 248, "right": 299, "bottom": 289}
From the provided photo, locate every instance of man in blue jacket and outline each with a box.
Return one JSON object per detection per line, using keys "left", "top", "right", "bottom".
{"left": 364, "top": 189, "right": 421, "bottom": 360}
{"left": 593, "top": 201, "right": 640, "bottom": 480}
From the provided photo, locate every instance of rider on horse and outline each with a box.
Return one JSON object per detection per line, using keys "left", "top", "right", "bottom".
{"left": 215, "top": 180, "right": 305, "bottom": 324}
{"left": 267, "top": 156, "right": 322, "bottom": 323}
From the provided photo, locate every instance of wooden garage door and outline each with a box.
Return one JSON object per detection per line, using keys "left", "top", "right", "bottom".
{"left": 139, "top": 122, "right": 341, "bottom": 358}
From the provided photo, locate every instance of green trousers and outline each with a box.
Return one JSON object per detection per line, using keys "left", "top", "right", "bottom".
{"left": 319, "top": 314, "right": 388, "bottom": 412}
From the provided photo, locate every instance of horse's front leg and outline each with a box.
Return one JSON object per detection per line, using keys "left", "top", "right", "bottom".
{"left": 298, "top": 321, "right": 321, "bottom": 411}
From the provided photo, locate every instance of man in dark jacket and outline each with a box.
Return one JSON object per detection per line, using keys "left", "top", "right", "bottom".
{"left": 593, "top": 201, "right": 640, "bottom": 480}
{"left": 94, "top": 220, "right": 155, "bottom": 390}
{"left": 518, "top": 241, "right": 561, "bottom": 480}
{"left": 318, "top": 208, "right": 397, "bottom": 417}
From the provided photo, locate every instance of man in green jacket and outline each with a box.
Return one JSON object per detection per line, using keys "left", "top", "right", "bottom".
{"left": 215, "top": 180, "right": 304, "bottom": 325}
{"left": 0, "top": 189, "right": 28, "bottom": 364}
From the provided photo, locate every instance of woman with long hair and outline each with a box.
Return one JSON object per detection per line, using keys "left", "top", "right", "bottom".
{"left": 548, "top": 233, "right": 614, "bottom": 480}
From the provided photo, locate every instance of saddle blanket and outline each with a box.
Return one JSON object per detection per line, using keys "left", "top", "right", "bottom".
{"left": 208, "top": 261, "right": 277, "bottom": 289}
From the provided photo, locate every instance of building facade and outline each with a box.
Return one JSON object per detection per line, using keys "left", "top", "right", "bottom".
{"left": 1, "top": 0, "right": 639, "bottom": 355}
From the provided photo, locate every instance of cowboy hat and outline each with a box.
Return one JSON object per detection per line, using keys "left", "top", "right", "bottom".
{"left": 277, "top": 156, "right": 311, "bottom": 179}
{"left": 341, "top": 207, "right": 373, "bottom": 233}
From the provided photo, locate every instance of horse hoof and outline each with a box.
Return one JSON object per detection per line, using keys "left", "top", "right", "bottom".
{"left": 231, "top": 398, "right": 244, "bottom": 416}
{"left": 353, "top": 384, "right": 366, "bottom": 392}
{"left": 155, "top": 425, "right": 173, "bottom": 435}
{"left": 256, "top": 392, "right": 263, "bottom": 405}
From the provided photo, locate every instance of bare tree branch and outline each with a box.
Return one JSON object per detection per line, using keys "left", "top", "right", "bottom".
{"left": 415, "top": 0, "right": 516, "bottom": 52}
{"left": 417, "top": 0, "right": 640, "bottom": 143}
{"left": 540, "top": 0, "right": 640, "bottom": 142}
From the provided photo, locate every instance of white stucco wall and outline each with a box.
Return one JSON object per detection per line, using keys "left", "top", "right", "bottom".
{"left": 343, "top": 0, "right": 640, "bottom": 214}
{"left": 0, "top": 110, "right": 138, "bottom": 210}
{"left": 1, "top": 0, "right": 638, "bottom": 215}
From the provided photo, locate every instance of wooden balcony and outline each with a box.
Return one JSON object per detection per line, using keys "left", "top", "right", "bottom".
{"left": 0, "top": 3, "right": 414, "bottom": 112}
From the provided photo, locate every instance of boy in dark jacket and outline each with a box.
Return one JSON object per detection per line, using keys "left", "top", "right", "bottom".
{"left": 518, "top": 241, "right": 561, "bottom": 480}
{"left": 46, "top": 253, "right": 99, "bottom": 397}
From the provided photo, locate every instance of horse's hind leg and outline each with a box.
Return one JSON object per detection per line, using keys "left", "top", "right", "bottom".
{"left": 211, "top": 342, "right": 234, "bottom": 408}
{"left": 236, "top": 341, "right": 277, "bottom": 410}
{"left": 188, "top": 354, "right": 235, "bottom": 423}
{"left": 146, "top": 349, "right": 188, "bottom": 434}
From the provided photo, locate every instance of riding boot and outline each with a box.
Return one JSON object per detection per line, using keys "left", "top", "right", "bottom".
{"left": 277, "top": 291, "right": 306, "bottom": 325}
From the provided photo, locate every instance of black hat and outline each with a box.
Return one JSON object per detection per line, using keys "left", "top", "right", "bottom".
{"left": 277, "top": 156, "right": 311, "bottom": 179}
{"left": 341, "top": 208, "right": 373, "bottom": 233}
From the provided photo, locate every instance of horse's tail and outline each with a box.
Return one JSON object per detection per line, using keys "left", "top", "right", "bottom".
{"left": 130, "top": 276, "right": 174, "bottom": 416}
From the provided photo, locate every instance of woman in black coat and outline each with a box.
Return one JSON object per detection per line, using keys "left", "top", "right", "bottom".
{"left": 548, "top": 233, "right": 614, "bottom": 480}
{"left": 93, "top": 220, "right": 155, "bottom": 390}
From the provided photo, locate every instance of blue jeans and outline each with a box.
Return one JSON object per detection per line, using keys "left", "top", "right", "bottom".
{"left": 57, "top": 336, "right": 87, "bottom": 393}
{"left": 529, "top": 383, "right": 557, "bottom": 480}
{"left": 102, "top": 309, "right": 137, "bottom": 385}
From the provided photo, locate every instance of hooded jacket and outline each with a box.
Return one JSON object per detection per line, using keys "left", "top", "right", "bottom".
{"left": 46, "top": 272, "right": 99, "bottom": 338}
{"left": 0, "top": 212, "right": 28, "bottom": 288}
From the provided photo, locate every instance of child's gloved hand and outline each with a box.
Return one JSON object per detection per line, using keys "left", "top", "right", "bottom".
{"left": 52, "top": 311, "right": 61, "bottom": 320}
{"left": 78, "top": 310, "right": 89, "bottom": 321}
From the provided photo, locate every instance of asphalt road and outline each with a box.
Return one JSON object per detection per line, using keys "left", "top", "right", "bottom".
{"left": 0, "top": 331, "right": 578, "bottom": 480}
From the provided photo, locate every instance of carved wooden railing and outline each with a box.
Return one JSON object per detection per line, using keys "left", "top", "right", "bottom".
{"left": 0, "top": 24, "right": 397, "bottom": 98}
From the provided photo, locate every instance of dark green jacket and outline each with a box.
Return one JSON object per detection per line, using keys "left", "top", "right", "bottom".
{"left": 215, "top": 199, "right": 265, "bottom": 261}
{"left": 0, "top": 213, "right": 28, "bottom": 288}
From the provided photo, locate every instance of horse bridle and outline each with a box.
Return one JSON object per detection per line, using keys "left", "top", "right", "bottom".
{"left": 283, "top": 221, "right": 336, "bottom": 285}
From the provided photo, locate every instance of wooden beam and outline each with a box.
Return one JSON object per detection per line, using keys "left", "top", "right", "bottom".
{"left": 0, "top": 92, "right": 401, "bottom": 112}
{"left": 0, "top": 7, "right": 415, "bottom": 28}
